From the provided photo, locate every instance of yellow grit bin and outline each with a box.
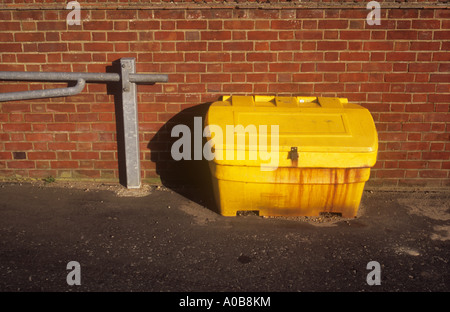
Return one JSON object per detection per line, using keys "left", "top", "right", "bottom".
{"left": 204, "top": 95, "right": 378, "bottom": 218}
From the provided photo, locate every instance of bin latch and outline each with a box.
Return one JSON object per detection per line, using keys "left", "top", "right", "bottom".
{"left": 288, "top": 147, "right": 299, "bottom": 161}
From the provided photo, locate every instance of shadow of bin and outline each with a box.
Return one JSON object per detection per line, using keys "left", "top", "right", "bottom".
{"left": 147, "top": 103, "right": 218, "bottom": 213}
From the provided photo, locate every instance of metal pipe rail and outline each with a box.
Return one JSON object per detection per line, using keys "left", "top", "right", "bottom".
{"left": 0, "top": 71, "right": 169, "bottom": 83}
{"left": 0, "top": 57, "right": 168, "bottom": 189}
{"left": 0, "top": 78, "right": 86, "bottom": 102}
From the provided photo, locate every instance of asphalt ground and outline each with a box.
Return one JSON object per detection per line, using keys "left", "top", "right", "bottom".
{"left": 0, "top": 181, "right": 449, "bottom": 300}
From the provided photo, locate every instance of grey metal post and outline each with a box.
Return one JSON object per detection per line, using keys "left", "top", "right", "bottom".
{"left": 120, "top": 58, "right": 141, "bottom": 189}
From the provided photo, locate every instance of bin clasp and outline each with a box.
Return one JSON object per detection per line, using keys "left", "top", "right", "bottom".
{"left": 288, "top": 147, "right": 299, "bottom": 166}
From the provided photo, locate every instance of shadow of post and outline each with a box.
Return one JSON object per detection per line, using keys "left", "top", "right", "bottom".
{"left": 106, "top": 60, "right": 127, "bottom": 187}
{"left": 148, "top": 103, "right": 218, "bottom": 214}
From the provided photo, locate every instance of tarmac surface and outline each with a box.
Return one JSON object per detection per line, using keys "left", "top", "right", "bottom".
{"left": 0, "top": 181, "right": 449, "bottom": 293}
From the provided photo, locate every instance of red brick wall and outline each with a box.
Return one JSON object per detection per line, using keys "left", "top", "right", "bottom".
{"left": 0, "top": 1, "right": 449, "bottom": 188}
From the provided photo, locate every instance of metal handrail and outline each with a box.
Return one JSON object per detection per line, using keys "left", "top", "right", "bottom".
{"left": 0, "top": 58, "right": 168, "bottom": 189}
{"left": 0, "top": 78, "right": 86, "bottom": 102}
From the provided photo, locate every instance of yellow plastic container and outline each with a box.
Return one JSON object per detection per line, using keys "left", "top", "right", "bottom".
{"left": 205, "top": 95, "right": 378, "bottom": 218}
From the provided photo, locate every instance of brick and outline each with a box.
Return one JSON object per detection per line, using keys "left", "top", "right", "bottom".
{"left": 201, "top": 31, "right": 232, "bottom": 41}
{"left": 271, "top": 20, "right": 301, "bottom": 29}
{"left": 439, "top": 63, "right": 450, "bottom": 73}
{"left": 178, "top": 84, "right": 205, "bottom": 93}
{"left": 199, "top": 52, "right": 230, "bottom": 63}
{"left": 386, "top": 52, "right": 416, "bottom": 62}
{"left": 7, "top": 161, "right": 35, "bottom": 169}
{"left": 296, "top": 9, "right": 323, "bottom": 19}
{"left": 223, "top": 83, "right": 253, "bottom": 93}
{"left": 3, "top": 124, "right": 32, "bottom": 132}
{"left": 0, "top": 43, "right": 22, "bottom": 52}
{"left": 37, "top": 21, "right": 66, "bottom": 31}
{"left": 153, "top": 9, "right": 184, "bottom": 19}
{"left": 68, "top": 133, "right": 98, "bottom": 142}
{"left": 270, "top": 41, "right": 300, "bottom": 51}
{"left": 201, "top": 74, "right": 230, "bottom": 83}
{"left": 269, "top": 63, "right": 300, "bottom": 73}
{"left": 388, "top": 9, "right": 419, "bottom": 19}
{"left": 46, "top": 123, "right": 77, "bottom": 132}
{"left": 218, "top": 63, "right": 249, "bottom": 73}
{"left": 50, "top": 161, "right": 78, "bottom": 169}
{"left": 107, "top": 32, "right": 138, "bottom": 41}
{"left": 249, "top": 9, "right": 279, "bottom": 19}
{"left": 106, "top": 10, "right": 137, "bottom": 20}
{"left": 386, "top": 30, "right": 417, "bottom": 40}
{"left": 224, "top": 20, "right": 254, "bottom": 30}
{"left": 317, "top": 41, "right": 347, "bottom": 51}
{"left": 405, "top": 84, "right": 436, "bottom": 93}
{"left": 402, "top": 122, "right": 431, "bottom": 132}
{"left": 294, "top": 30, "right": 323, "bottom": 40}
{"left": 375, "top": 170, "right": 405, "bottom": 179}
{"left": 247, "top": 31, "right": 278, "bottom": 41}
{"left": 340, "top": 31, "right": 370, "bottom": 40}
{"left": 0, "top": 152, "right": 12, "bottom": 160}
{"left": 428, "top": 94, "right": 449, "bottom": 103}
{"left": 129, "top": 42, "right": 160, "bottom": 52}
{"left": 221, "top": 42, "right": 253, "bottom": 51}
{"left": 68, "top": 114, "right": 98, "bottom": 122}
{"left": 434, "top": 31, "right": 450, "bottom": 40}
{"left": 384, "top": 73, "right": 415, "bottom": 82}
{"left": 24, "top": 114, "right": 53, "bottom": 123}
{"left": 267, "top": 83, "right": 297, "bottom": 93}
{"left": 339, "top": 73, "right": 369, "bottom": 82}
{"left": 398, "top": 161, "right": 427, "bottom": 169}
{"left": 1, "top": 103, "right": 30, "bottom": 113}
{"left": 409, "top": 63, "right": 439, "bottom": 72}
{"left": 363, "top": 63, "right": 392, "bottom": 72}
{"left": 314, "top": 83, "right": 344, "bottom": 93}
{"left": 12, "top": 11, "right": 43, "bottom": 20}
{"left": 412, "top": 20, "right": 441, "bottom": 29}
{"left": 294, "top": 52, "right": 323, "bottom": 62}
{"left": 23, "top": 134, "right": 53, "bottom": 144}
{"left": 363, "top": 42, "right": 393, "bottom": 51}
{"left": 410, "top": 42, "right": 440, "bottom": 51}
{"left": 401, "top": 142, "right": 430, "bottom": 150}
{"left": 422, "top": 152, "right": 450, "bottom": 160}
{"left": 382, "top": 93, "right": 412, "bottom": 103}
{"left": 318, "top": 20, "right": 348, "bottom": 29}
{"left": 247, "top": 74, "right": 277, "bottom": 83}
{"left": 4, "top": 142, "right": 33, "bottom": 151}
{"left": 15, "top": 33, "right": 45, "bottom": 42}
{"left": 28, "top": 152, "right": 56, "bottom": 160}
{"left": 176, "top": 42, "right": 207, "bottom": 51}
{"left": 176, "top": 63, "right": 206, "bottom": 73}
{"left": 177, "top": 20, "right": 208, "bottom": 29}
{"left": 292, "top": 73, "right": 322, "bottom": 82}
{"left": 317, "top": 63, "right": 345, "bottom": 72}
{"left": 419, "top": 170, "right": 448, "bottom": 178}
{"left": 84, "top": 43, "right": 114, "bottom": 52}
{"left": 71, "top": 152, "right": 100, "bottom": 160}
{"left": 339, "top": 52, "right": 369, "bottom": 61}
{"left": 245, "top": 52, "right": 275, "bottom": 62}
{"left": 0, "top": 22, "right": 20, "bottom": 31}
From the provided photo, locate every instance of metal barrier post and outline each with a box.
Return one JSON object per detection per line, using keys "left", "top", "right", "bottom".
{"left": 0, "top": 58, "right": 168, "bottom": 189}
{"left": 120, "top": 58, "right": 141, "bottom": 189}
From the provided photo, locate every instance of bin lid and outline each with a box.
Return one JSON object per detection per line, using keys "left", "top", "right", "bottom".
{"left": 205, "top": 95, "right": 378, "bottom": 168}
